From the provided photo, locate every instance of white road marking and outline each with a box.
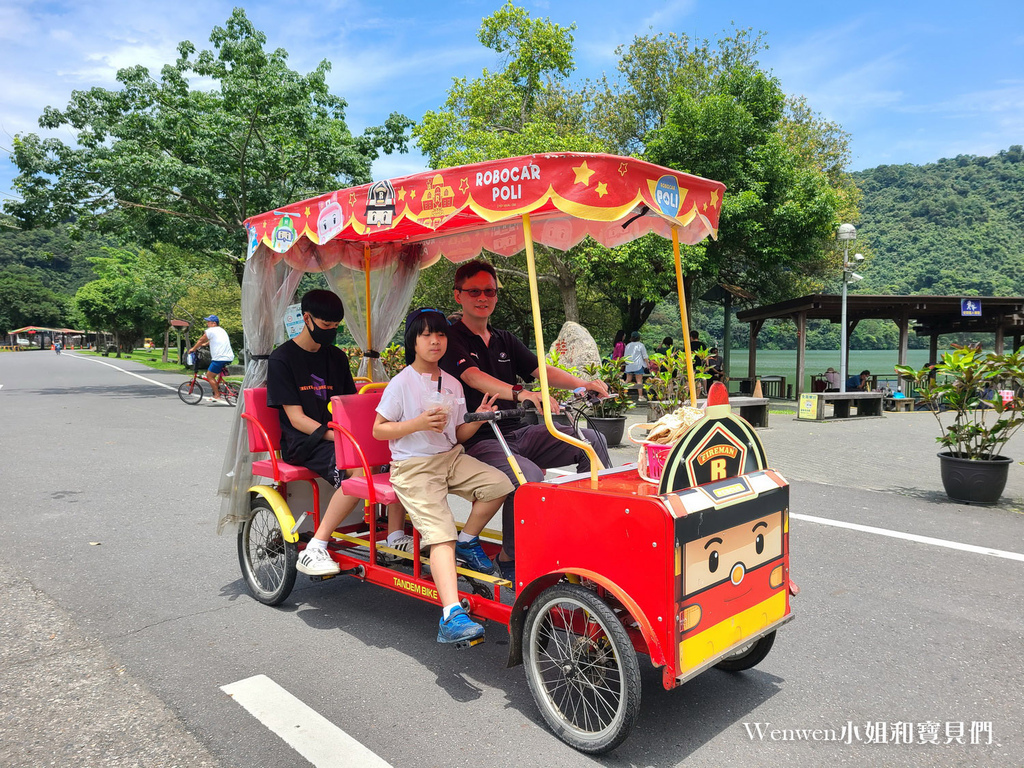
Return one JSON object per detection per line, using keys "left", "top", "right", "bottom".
{"left": 67, "top": 353, "right": 178, "bottom": 391}
{"left": 221, "top": 675, "right": 392, "bottom": 768}
{"left": 792, "top": 512, "right": 1024, "bottom": 563}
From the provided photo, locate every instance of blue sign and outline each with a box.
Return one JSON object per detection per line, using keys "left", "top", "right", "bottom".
{"left": 961, "top": 299, "right": 982, "bottom": 317}
{"left": 654, "top": 175, "right": 681, "bottom": 218}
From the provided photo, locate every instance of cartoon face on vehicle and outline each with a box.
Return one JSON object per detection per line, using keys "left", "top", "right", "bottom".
{"left": 683, "top": 511, "right": 782, "bottom": 596}
{"left": 317, "top": 194, "right": 344, "bottom": 242}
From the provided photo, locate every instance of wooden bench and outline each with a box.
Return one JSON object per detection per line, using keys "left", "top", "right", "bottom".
{"left": 701, "top": 395, "right": 769, "bottom": 428}
{"left": 798, "top": 392, "right": 884, "bottom": 421}
{"left": 646, "top": 396, "right": 769, "bottom": 427}
{"left": 884, "top": 396, "right": 915, "bottom": 412}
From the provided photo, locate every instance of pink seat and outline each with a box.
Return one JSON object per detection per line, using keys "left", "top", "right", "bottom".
{"left": 242, "top": 387, "right": 318, "bottom": 482}
{"left": 341, "top": 472, "right": 398, "bottom": 506}
{"left": 329, "top": 392, "right": 395, "bottom": 507}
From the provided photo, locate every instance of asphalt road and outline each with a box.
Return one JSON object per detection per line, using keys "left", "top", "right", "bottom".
{"left": 1, "top": 350, "right": 1022, "bottom": 767}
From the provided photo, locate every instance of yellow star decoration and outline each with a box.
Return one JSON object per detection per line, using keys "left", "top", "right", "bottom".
{"left": 710, "top": 189, "right": 720, "bottom": 208}
{"left": 304, "top": 206, "right": 311, "bottom": 216}
{"left": 410, "top": 190, "right": 417, "bottom": 199}
{"left": 398, "top": 187, "right": 406, "bottom": 201}
{"left": 348, "top": 192, "right": 357, "bottom": 206}
{"left": 459, "top": 177, "right": 470, "bottom": 195}
{"left": 595, "top": 181, "right": 608, "bottom": 198}
{"left": 703, "top": 201, "right": 708, "bottom": 211}
{"left": 618, "top": 162, "right": 629, "bottom": 176}
{"left": 572, "top": 161, "right": 596, "bottom": 186}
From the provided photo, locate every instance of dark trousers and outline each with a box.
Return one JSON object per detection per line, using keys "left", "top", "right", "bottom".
{"left": 465, "top": 423, "right": 611, "bottom": 559}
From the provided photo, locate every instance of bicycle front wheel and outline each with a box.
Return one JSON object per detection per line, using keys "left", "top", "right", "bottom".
{"left": 177, "top": 379, "right": 204, "bottom": 405}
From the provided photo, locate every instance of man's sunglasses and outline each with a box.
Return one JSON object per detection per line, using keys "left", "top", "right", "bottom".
{"left": 457, "top": 288, "right": 498, "bottom": 298}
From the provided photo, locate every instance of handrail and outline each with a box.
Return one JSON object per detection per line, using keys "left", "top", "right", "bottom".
{"left": 240, "top": 411, "right": 281, "bottom": 480}
{"left": 327, "top": 420, "right": 378, "bottom": 507}
{"left": 521, "top": 213, "right": 601, "bottom": 487}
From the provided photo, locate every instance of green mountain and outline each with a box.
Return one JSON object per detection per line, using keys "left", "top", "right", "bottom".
{"left": 852, "top": 145, "right": 1024, "bottom": 296}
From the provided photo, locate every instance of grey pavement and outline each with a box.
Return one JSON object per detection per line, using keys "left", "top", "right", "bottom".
{"left": 2, "top": 351, "right": 1023, "bottom": 767}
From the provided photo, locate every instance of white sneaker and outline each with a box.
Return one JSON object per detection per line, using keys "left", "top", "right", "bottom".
{"left": 377, "top": 534, "right": 415, "bottom": 566}
{"left": 297, "top": 546, "right": 340, "bottom": 576}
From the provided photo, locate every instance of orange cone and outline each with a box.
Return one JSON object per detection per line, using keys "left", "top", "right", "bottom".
{"left": 752, "top": 378, "right": 763, "bottom": 398}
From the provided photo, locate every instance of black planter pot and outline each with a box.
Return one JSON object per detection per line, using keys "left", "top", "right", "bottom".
{"left": 937, "top": 451, "right": 1012, "bottom": 505}
{"left": 585, "top": 415, "right": 627, "bottom": 447}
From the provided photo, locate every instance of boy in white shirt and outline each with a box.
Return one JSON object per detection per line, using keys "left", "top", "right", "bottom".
{"left": 373, "top": 308, "right": 513, "bottom": 645}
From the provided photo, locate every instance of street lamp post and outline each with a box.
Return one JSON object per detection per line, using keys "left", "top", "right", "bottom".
{"left": 837, "top": 224, "right": 857, "bottom": 393}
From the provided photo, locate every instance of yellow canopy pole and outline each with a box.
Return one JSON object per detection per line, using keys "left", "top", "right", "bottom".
{"left": 363, "top": 243, "right": 373, "bottom": 382}
{"left": 673, "top": 227, "right": 698, "bottom": 407}
{"left": 521, "top": 214, "right": 602, "bottom": 486}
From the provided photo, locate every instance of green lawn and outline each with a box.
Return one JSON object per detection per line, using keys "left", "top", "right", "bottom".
{"left": 75, "top": 348, "right": 243, "bottom": 380}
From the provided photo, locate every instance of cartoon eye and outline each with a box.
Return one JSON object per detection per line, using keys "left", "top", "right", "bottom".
{"left": 708, "top": 550, "right": 719, "bottom": 573}
{"left": 755, "top": 534, "right": 764, "bottom": 554}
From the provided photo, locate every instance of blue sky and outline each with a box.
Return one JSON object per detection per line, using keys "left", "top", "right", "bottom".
{"left": 1, "top": 0, "right": 1022, "bottom": 209}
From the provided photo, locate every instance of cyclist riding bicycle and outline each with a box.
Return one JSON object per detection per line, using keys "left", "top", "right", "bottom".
{"left": 188, "top": 315, "right": 234, "bottom": 402}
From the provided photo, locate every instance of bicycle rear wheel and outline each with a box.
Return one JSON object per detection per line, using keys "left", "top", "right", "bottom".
{"left": 221, "top": 381, "right": 238, "bottom": 406}
{"left": 177, "top": 379, "right": 204, "bottom": 404}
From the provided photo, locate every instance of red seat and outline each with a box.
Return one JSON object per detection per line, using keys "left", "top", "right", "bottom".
{"left": 242, "top": 387, "right": 319, "bottom": 483}
{"left": 340, "top": 472, "right": 398, "bottom": 506}
{"left": 329, "top": 392, "right": 395, "bottom": 507}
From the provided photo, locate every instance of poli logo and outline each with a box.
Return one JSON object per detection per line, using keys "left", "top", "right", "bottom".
{"left": 654, "top": 175, "right": 680, "bottom": 218}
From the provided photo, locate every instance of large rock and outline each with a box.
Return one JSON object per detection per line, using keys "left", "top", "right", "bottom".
{"left": 548, "top": 321, "right": 601, "bottom": 377}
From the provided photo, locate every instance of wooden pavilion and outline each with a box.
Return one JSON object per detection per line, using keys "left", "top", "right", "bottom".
{"left": 736, "top": 294, "right": 1024, "bottom": 396}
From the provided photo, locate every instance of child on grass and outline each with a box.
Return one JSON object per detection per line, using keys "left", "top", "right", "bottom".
{"left": 372, "top": 308, "right": 514, "bottom": 645}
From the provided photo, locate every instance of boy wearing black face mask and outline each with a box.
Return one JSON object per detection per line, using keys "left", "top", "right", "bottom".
{"left": 266, "top": 289, "right": 366, "bottom": 575}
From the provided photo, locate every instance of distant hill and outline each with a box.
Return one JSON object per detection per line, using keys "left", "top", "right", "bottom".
{"left": 0, "top": 223, "right": 106, "bottom": 295}
{"left": 852, "top": 145, "right": 1024, "bottom": 296}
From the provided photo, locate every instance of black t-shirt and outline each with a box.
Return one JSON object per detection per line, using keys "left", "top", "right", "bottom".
{"left": 440, "top": 320, "right": 538, "bottom": 445}
{"left": 266, "top": 339, "right": 356, "bottom": 462}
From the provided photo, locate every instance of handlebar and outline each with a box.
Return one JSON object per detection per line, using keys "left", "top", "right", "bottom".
{"left": 463, "top": 408, "right": 526, "bottom": 423}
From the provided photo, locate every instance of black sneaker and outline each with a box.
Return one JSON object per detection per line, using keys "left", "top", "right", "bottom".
{"left": 496, "top": 557, "right": 515, "bottom": 584}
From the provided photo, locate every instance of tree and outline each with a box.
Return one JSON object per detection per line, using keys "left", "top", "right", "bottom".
{"left": 645, "top": 58, "right": 845, "bottom": 306}
{"left": 414, "top": 2, "right": 603, "bottom": 323}
{"left": 74, "top": 249, "right": 165, "bottom": 355}
{"left": 6, "top": 9, "right": 412, "bottom": 280}
{"left": 0, "top": 268, "right": 67, "bottom": 335}
{"left": 588, "top": 30, "right": 855, "bottom": 329}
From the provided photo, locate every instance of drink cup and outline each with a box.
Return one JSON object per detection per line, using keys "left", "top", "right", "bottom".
{"left": 422, "top": 390, "right": 451, "bottom": 418}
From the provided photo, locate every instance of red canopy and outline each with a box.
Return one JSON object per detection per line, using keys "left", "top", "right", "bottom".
{"left": 244, "top": 153, "right": 725, "bottom": 268}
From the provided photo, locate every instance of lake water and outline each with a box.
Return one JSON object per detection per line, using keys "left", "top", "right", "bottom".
{"left": 722, "top": 349, "right": 933, "bottom": 391}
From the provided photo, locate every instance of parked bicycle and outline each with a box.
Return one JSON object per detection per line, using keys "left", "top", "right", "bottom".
{"left": 177, "top": 352, "right": 238, "bottom": 406}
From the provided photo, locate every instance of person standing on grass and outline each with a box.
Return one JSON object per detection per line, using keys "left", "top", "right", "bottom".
{"left": 187, "top": 316, "right": 234, "bottom": 402}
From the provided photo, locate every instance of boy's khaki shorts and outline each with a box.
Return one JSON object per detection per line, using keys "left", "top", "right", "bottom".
{"left": 389, "top": 446, "right": 514, "bottom": 547}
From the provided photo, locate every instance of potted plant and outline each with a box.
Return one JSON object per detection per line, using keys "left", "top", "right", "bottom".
{"left": 646, "top": 347, "right": 711, "bottom": 420}
{"left": 895, "top": 348, "right": 1024, "bottom": 505}
{"left": 580, "top": 358, "right": 634, "bottom": 446}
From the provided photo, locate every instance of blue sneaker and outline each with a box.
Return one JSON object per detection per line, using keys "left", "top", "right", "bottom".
{"left": 437, "top": 607, "right": 485, "bottom": 644}
{"left": 454, "top": 536, "right": 494, "bottom": 573}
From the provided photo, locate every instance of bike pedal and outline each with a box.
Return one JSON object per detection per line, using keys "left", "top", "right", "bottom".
{"left": 453, "top": 636, "right": 486, "bottom": 650}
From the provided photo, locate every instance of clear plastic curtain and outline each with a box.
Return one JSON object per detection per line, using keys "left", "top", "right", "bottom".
{"left": 216, "top": 245, "right": 305, "bottom": 532}
{"left": 326, "top": 243, "right": 423, "bottom": 382}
